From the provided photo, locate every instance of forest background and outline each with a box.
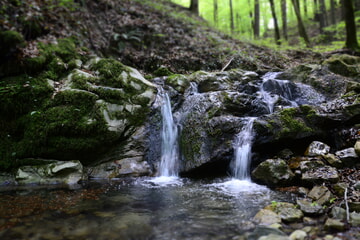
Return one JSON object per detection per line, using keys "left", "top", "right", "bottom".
{"left": 171, "top": 0, "right": 360, "bottom": 51}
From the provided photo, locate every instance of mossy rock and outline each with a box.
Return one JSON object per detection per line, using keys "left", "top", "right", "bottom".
{"left": 0, "top": 30, "right": 26, "bottom": 57}
{"left": 166, "top": 74, "right": 190, "bottom": 93}
{"left": 324, "top": 54, "right": 360, "bottom": 77}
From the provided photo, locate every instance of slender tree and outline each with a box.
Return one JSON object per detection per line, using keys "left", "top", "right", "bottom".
{"left": 291, "top": 0, "right": 311, "bottom": 47}
{"left": 190, "top": 0, "right": 199, "bottom": 15}
{"left": 281, "top": 0, "right": 288, "bottom": 40}
{"left": 269, "top": 0, "right": 281, "bottom": 45}
{"left": 330, "top": 0, "right": 337, "bottom": 25}
{"left": 229, "top": 0, "right": 235, "bottom": 33}
{"left": 304, "top": 0, "right": 308, "bottom": 17}
{"left": 318, "top": 0, "right": 328, "bottom": 33}
{"left": 342, "top": 0, "right": 359, "bottom": 50}
{"left": 254, "top": 0, "right": 260, "bottom": 38}
{"left": 213, "top": 0, "right": 218, "bottom": 26}
{"left": 248, "top": 0, "right": 254, "bottom": 38}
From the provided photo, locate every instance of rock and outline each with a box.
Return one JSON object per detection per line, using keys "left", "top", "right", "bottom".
{"left": 350, "top": 212, "right": 360, "bottom": 226}
{"left": 330, "top": 207, "right": 347, "bottom": 220}
{"left": 296, "top": 199, "right": 324, "bottom": 216}
{"left": 324, "top": 218, "right": 346, "bottom": 231}
{"left": 355, "top": 140, "right": 360, "bottom": 156}
{"left": 324, "top": 54, "right": 360, "bottom": 77}
{"left": 15, "top": 160, "right": 83, "bottom": 185}
{"left": 0, "top": 172, "right": 15, "bottom": 185}
{"left": 265, "top": 202, "right": 303, "bottom": 223}
{"left": 308, "top": 185, "right": 334, "bottom": 205}
{"left": 300, "top": 161, "right": 339, "bottom": 184}
{"left": 323, "top": 154, "right": 342, "bottom": 168}
{"left": 247, "top": 225, "right": 288, "bottom": 240}
{"left": 253, "top": 209, "right": 282, "bottom": 225}
{"left": 258, "top": 234, "right": 290, "bottom": 240}
{"left": 335, "top": 148, "right": 359, "bottom": 167}
{"left": 289, "top": 230, "right": 307, "bottom": 240}
{"left": 349, "top": 202, "right": 360, "bottom": 212}
{"left": 354, "top": 181, "right": 360, "bottom": 190}
{"left": 305, "top": 141, "right": 330, "bottom": 157}
{"left": 251, "top": 159, "right": 295, "bottom": 186}
{"left": 333, "top": 182, "right": 348, "bottom": 196}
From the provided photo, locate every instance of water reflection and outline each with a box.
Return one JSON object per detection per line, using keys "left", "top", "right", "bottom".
{"left": 0, "top": 178, "right": 294, "bottom": 240}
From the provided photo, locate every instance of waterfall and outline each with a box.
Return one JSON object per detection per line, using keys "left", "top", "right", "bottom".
{"left": 231, "top": 118, "right": 256, "bottom": 180}
{"left": 159, "top": 90, "right": 179, "bottom": 177}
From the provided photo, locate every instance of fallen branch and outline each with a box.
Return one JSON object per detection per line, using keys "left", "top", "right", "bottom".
{"left": 221, "top": 57, "right": 234, "bottom": 72}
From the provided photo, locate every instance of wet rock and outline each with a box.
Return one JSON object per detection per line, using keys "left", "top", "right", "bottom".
{"left": 258, "top": 234, "right": 290, "bottom": 240}
{"left": 289, "top": 230, "right": 307, "bottom": 240}
{"left": 308, "top": 185, "right": 334, "bottom": 205}
{"left": 253, "top": 209, "right": 282, "bottom": 225}
{"left": 335, "top": 148, "right": 359, "bottom": 167}
{"left": 305, "top": 141, "right": 330, "bottom": 157}
{"left": 354, "top": 181, "right": 360, "bottom": 190}
{"left": 324, "top": 54, "right": 360, "bottom": 77}
{"left": 251, "top": 159, "right": 295, "bottom": 186}
{"left": 0, "top": 172, "right": 15, "bottom": 185}
{"left": 296, "top": 199, "right": 324, "bottom": 216}
{"left": 15, "top": 160, "right": 83, "bottom": 185}
{"left": 265, "top": 202, "right": 303, "bottom": 223}
{"left": 247, "top": 225, "right": 288, "bottom": 240}
{"left": 324, "top": 218, "right": 346, "bottom": 231}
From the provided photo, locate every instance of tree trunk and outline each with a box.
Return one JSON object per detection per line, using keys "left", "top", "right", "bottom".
{"left": 254, "top": 0, "right": 260, "bottom": 38}
{"left": 291, "top": 0, "right": 311, "bottom": 47}
{"left": 229, "top": 0, "right": 234, "bottom": 33}
{"left": 342, "top": 0, "right": 359, "bottom": 50}
{"left": 304, "top": 0, "right": 308, "bottom": 17}
{"left": 269, "top": 0, "right": 281, "bottom": 45}
{"left": 330, "top": 0, "right": 336, "bottom": 25}
{"left": 190, "top": 0, "right": 199, "bottom": 15}
{"left": 248, "top": 0, "right": 254, "bottom": 38}
{"left": 354, "top": 0, "right": 360, "bottom": 11}
{"left": 213, "top": 0, "right": 218, "bottom": 26}
{"left": 281, "top": 0, "right": 288, "bottom": 40}
{"left": 318, "top": 0, "right": 328, "bottom": 33}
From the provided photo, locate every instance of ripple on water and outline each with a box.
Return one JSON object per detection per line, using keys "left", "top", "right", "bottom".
{"left": 139, "top": 176, "right": 183, "bottom": 188}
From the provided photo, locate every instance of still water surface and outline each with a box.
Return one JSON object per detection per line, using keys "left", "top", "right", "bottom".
{"left": 0, "top": 177, "right": 294, "bottom": 240}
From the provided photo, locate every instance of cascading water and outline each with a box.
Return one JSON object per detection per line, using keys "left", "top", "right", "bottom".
{"left": 157, "top": 89, "right": 179, "bottom": 178}
{"left": 231, "top": 117, "right": 256, "bottom": 180}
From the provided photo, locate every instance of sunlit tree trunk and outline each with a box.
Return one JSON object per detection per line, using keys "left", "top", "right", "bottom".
{"left": 229, "top": 0, "right": 234, "bottom": 33}
{"left": 291, "top": 0, "right": 311, "bottom": 47}
{"left": 313, "top": 0, "right": 318, "bottom": 19}
{"left": 248, "top": 0, "right": 254, "bottom": 38}
{"left": 342, "top": 0, "right": 359, "bottom": 50}
{"left": 190, "top": 0, "right": 199, "bottom": 15}
{"left": 254, "top": 0, "right": 260, "bottom": 38}
{"left": 269, "top": 0, "right": 281, "bottom": 45}
{"left": 213, "top": 0, "right": 218, "bottom": 26}
{"left": 281, "top": 0, "right": 288, "bottom": 40}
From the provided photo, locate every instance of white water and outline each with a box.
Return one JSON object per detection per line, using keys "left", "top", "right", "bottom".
{"left": 231, "top": 117, "right": 256, "bottom": 180}
{"left": 158, "top": 90, "right": 179, "bottom": 177}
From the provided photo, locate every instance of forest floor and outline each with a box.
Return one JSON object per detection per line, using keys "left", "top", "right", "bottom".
{"left": 0, "top": 0, "right": 329, "bottom": 76}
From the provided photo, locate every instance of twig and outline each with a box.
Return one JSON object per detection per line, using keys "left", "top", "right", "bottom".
{"left": 221, "top": 57, "right": 234, "bottom": 72}
{"left": 344, "top": 187, "right": 350, "bottom": 222}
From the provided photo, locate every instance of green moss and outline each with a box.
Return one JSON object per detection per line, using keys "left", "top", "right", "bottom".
{"left": 52, "top": 90, "right": 99, "bottom": 111}
{"left": 153, "top": 66, "right": 173, "bottom": 77}
{"left": 90, "top": 58, "right": 128, "bottom": 87}
{"left": 278, "top": 107, "right": 313, "bottom": 137}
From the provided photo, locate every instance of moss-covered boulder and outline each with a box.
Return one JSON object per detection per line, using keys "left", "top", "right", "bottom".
{"left": 0, "top": 38, "right": 157, "bottom": 172}
{"left": 324, "top": 54, "right": 360, "bottom": 78}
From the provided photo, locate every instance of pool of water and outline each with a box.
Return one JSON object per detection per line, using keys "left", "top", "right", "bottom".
{"left": 0, "top": 177, "right": 294, "bottom": 240}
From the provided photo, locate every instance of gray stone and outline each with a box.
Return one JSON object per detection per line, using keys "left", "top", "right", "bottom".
{"left": 330, "top": 207, "right": 347, "bottom": 220}
{"left": 289, "top": 230, "right": 307, "bottom": 240}
{"left": 0, "top": 172, "right": 15, "bottom": 185}
{"left": 251, "top": 159, "right": 295, "bottom": 186}
{"left": 247, "top": 225, "right": 288, "bottom": 240}
{"left": 301, "top": 164, "right": 339, "bottom": 184}
{"left": 253, "top": 209, "right": 282, "bottom": 225}
{"left": 259, "top": 234, "right": 290, "bottom": 240}
{"left": 15, "top": 160, "right": 83, "bottom": 185}
{"left": 350, "top": 212, "right": 360, "bottom": 226}
{"left": 354, "top": 181, "right": 360, "bottom": 190}
{"left": 278, "top": 207, "right": 304, "bottom": 223}
{"left": 308, "top": 185, "right": 334, "bottom": 205}
{"left": 333, "top": 182, "right": 348, "bottom": 196}
{"left": 335, "top": 148, "right": 359, "bottom": 167}
{"left": 305, "top": 141, "right": 330, "bottom": 157}
{"left": 296, "top": 199, "right": 324, "bottom": 216}
{"left": 324, "top": 218, "right": 346, "bottom": 231}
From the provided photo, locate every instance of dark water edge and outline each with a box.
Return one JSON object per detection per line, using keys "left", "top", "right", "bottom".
{"left": 0, "top": 177, "right": 295, "bottom": 240}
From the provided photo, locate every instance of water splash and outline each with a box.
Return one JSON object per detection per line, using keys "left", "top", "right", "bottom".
{"left": 231, "top": 118, "right": 256, "bottom": 180}
{"left": 159, "top": 90, "right": 179, "bottom": 177}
